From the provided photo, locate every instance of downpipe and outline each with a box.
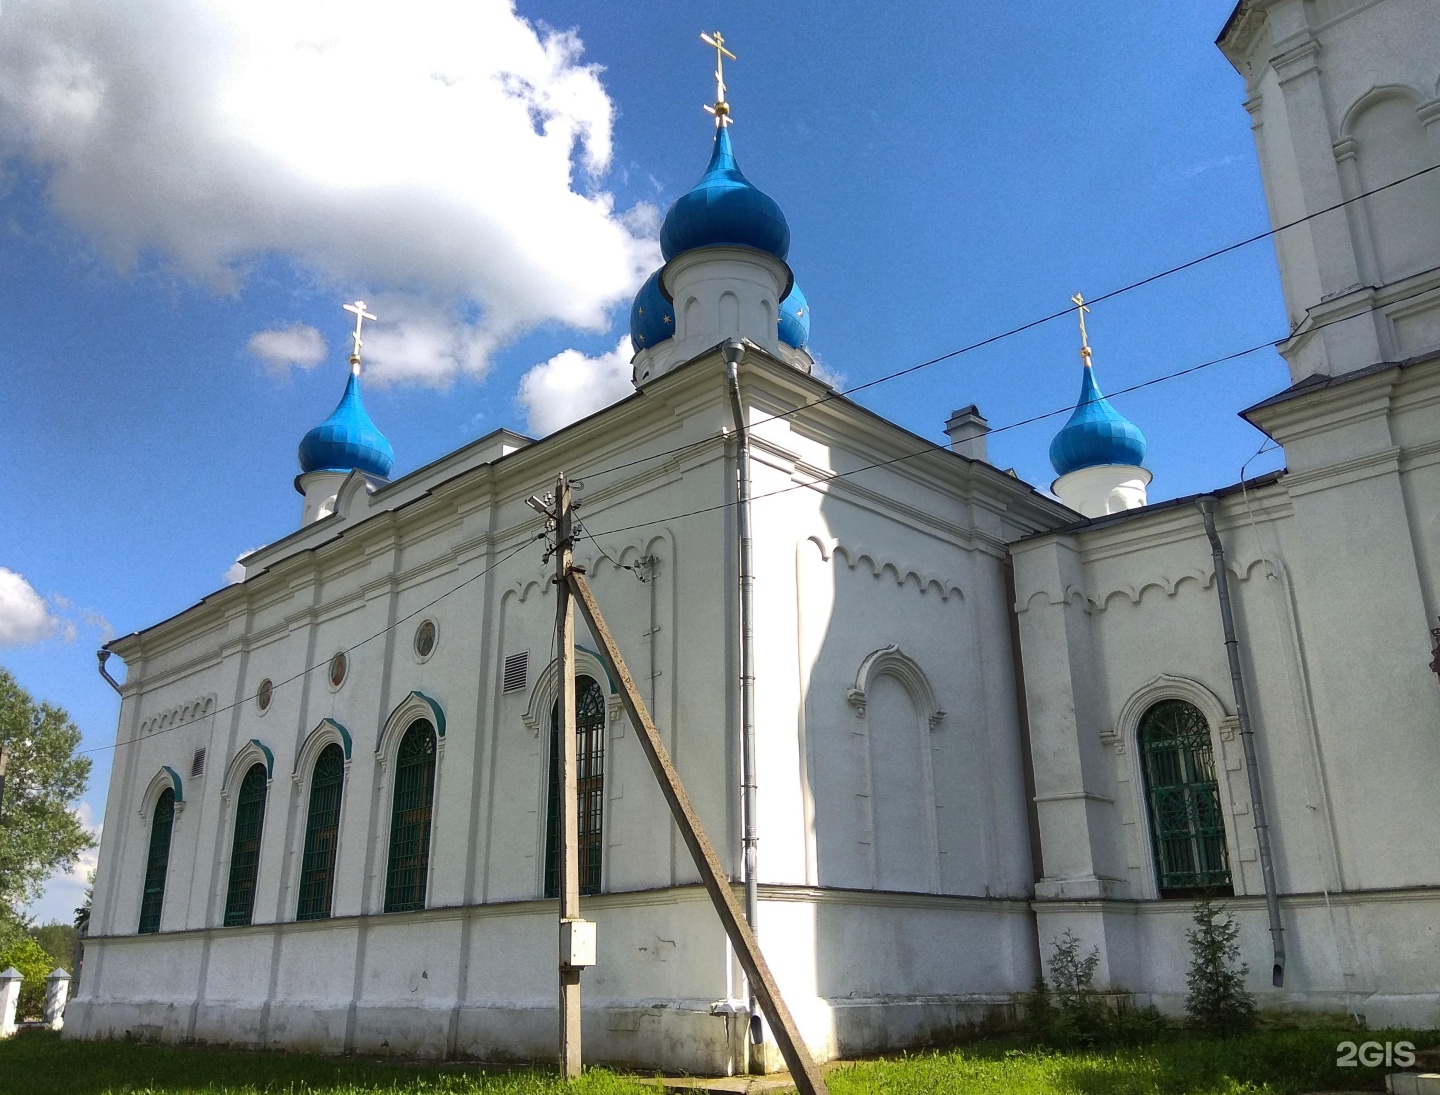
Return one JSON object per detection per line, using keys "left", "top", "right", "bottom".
{"left": 1197, "top": 496, "right": 1286, "bottom": 987}
{"left": 722, "top": 340, "right": 762, "bottom": 1043}
{"left": 98, "top": 650, "right": 123, "bottom": 694}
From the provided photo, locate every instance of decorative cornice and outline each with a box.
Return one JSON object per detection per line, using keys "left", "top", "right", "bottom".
{"left": 805, "top": 536, "right": 965, "bottom": 603}
{"left": 137, "top": 694, "right": 216, "bottom": 737}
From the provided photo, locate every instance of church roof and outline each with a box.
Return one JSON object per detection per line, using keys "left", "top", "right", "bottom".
{"left": 1049, "top": 361, "right": 1147, "bottom": 477}
{"left": 659, "top": 125, "right": 790, "bottom": 262}
{"left": 298, "top": 371, "right": 395, "bottom": 480}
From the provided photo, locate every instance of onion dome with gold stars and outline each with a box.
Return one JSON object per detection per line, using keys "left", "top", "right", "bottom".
{"left": 629, "top": 269, "right": 675, "bottom": 351}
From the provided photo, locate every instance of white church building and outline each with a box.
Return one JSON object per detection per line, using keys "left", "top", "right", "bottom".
{"left": 68, "top": 0, "right": 1440, "bottom": 1072}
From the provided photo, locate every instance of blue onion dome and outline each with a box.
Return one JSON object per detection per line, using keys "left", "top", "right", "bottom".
{"left": 660, "top": 125, "right": 790, "bottom": 261}
{"left": 1049, "top": 362, "right": 1147, "bottom": 477}
{"left": 298, "top": 371, "right": 395, "bottom": 479}
{"left": 778, "top": 282, "right": 810, "bottom": 349}
{"left": 629, "top": 269, "right": 675, "bottom": 350}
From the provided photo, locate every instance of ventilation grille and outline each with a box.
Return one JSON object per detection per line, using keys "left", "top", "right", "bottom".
{"left": 503, "top": 651, "right": 528, "bottom": 694}
{"left": 190, "top": 747, "right": 207, "bottom": 778}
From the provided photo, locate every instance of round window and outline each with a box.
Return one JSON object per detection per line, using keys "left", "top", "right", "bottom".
{"left": 328, "top": 652, "right": 348, "bottom": 689}
{"left": 256, "top": 678, "right": 273, "bottom": 712}
{"left": 414, "top": 619, "right": 437, "bottom": 660}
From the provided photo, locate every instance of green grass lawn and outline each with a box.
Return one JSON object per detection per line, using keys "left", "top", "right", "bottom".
{"left": 0, "top": 1027, "right": 1432, "bottom": 1095}
{"left": 826, "top": 1028, "right": 1434, "bottom": 1094}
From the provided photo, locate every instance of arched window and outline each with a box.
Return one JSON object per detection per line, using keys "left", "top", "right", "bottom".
{"left": 544, "top": 676, "right": 605, "bottom": 898}
{"left": 297, "top": 743, "right": 345, "bottom": 920}
{"left": 1138, "top": 699, "right": 1232, "bottom": 898}
{"left": 384, "top": 720, "right": 437, "bottom": 912}
{"left": 138, "top": 788, "right": 175, "bottom": 934}
{"left": 223, "top": 763, "right": 269, "bottom": 927}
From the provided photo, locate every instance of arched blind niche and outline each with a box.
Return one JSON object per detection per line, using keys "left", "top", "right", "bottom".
{"left": 1349, "top": 91, "right": 1440, "bottom": 284}
{"left": 384, "top": 720, "right": 437, "bottom": 913}
{"left": 138, "top": 788, "right": 175, "bottom": 934}
{"left": 1138, "top": 699, "right": 1233, "bottom": 898}
{"left": 544, "top": 675, "right": 605, "bottom": 899}
{"left": 223, "top": 763, "right": 269, "bottom": 926}
{"left": 297, "top": 743, "right": 345, "bottom": 921}
{"left": 867, "top": 673, "right": 930, "bottom": 892}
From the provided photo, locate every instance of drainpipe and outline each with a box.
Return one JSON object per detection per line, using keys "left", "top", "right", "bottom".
{"left": 722, "top": 339, "right": 761, "bottom": 1040}
{"left": 97, "top": 650, "right": 124, "bottom": 694}
{"left": 1197, "top": 496, "right": 1286, "bottom": 987}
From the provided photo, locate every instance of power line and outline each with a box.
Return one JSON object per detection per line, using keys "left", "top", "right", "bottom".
{"left": 577, "top": 272, "right": 1440, "bottom": 542}
{"left": 91, "top": 171, "right": 1440, "bottom": 757}
{"left": 83, "top": 538, "right": 538, "bottom": 758}
{"left": 573, "top": 161, "right": 1440, "bottom": 486}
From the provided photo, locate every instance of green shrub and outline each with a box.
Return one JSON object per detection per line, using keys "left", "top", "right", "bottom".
{"left": 1025, "top": 930, "right": 1108, "bottom": 1046}
{"left": 0, "top": 935, "right": 54, "bottom": 1020}
{"left": 1185, "top": 897, "right": 1257, "bottom": 1036}
{"left": 1024, "top": 931, "right": 1175, "bottom": 1047}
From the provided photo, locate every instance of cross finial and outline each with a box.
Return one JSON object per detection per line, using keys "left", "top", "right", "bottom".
{"left": 1071, "top": 292, "right": 1092, "bottom": 363}
{"left": 342, "top": 300, "right": 377, "bottom": 375}
{"left": 700, "top": 30, "right": 737, "bottom": 127}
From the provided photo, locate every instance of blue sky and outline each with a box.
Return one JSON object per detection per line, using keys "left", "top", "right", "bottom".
{"left": 0, "top": 0, "right": 1286, "bottom": 923}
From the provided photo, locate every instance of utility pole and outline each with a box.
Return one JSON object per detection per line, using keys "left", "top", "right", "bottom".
{"left": 0, "top": 743, "right": 9, "bottom": 820}
{"left": 553, "top": 473, "right": 583, "bottom": 1078}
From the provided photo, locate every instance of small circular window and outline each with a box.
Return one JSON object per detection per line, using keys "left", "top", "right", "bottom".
{"left": 328, "top": 652, "right": 348, "bottom": 690}
{"left": 414, "top": 619, "right": 437, "bottom": 660}
{"left": 256, "top": 678, "right": 273, "bottom": 713}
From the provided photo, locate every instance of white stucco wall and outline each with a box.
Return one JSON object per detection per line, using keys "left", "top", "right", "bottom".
{"left": 71, "top": 349, "right": 1068, "bottom": 1069}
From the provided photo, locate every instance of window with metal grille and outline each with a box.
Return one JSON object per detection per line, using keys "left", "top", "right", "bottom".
{"left": 384, "top": 720, "right": 437, "bottom": 912}
{"left": 296, "top": 743, "right": 345, "bottom": 921}
{"left": 544, "top": 676, "right": 605, "bottom": 899}
{"left": 223, "top": 763, "right": 268, "bottom": 927}
{"left": 138, "top": 788, "right": 175, "bottom": 934}
{"left": 190, "top": 748, "right": 207, "bottom": 777}
{"left": 1139, "top": 699, "right": 1233, "bottom": 898}
{"left": 503, "top": 651, "right": 528, "bottom": 693}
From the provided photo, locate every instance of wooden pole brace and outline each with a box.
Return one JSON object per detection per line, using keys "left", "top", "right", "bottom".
{"left": 567, "top": 569, "right": 828, "bottom": 1095}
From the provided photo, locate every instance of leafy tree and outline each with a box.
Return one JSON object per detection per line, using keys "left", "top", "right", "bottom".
{"left": 0, "top": 934, "right": 54, "bottom": 1019}
{"left": 1185, "top": 898, "right": 1257, "bottom": 1036}
{"left": 0, "top": 668, "right": 94, "bottom": 921}
{"left": 29, "top": 921, "right": 77, "bottom": 974}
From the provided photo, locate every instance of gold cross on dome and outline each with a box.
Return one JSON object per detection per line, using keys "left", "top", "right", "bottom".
{"left": 343, "top": 300, "right": 377, "bottom": 373}
{"left": 701, "top": 30, "right": 736, "bottom": 127}
{"left": 1071, "top": 292, "right": 1092, "bottom": 361}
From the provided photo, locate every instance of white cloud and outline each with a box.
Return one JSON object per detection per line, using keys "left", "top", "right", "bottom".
{"left": 247, "top": 323, "right": 327, "bottom": 372}
{"left": 0, "top": 567, "right": 60, "bottom": 646}
{"left": 0, "top": 568, "right": 112, "bottom": 647}
{"left": 0, "top": 0, "right": 660, "bottom": 385}
{"left": 516, "top": 336, "right": 634, "bottom": 436}
{"left": 811, "top": 357, "right": 845, "bottom": 388}
{"left": 224, "top": 547, "right": 263, "bottom": 585}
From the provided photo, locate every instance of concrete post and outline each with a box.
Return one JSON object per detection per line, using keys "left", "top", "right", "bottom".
{"left": 0, "top": 967, "right": 21, "bottom": 1037}
{"left": 44, "top": 969, "right": 70, "bottom": 1030}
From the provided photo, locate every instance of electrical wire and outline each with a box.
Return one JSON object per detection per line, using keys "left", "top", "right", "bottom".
{"left": 89, "top": 169, "right": 1440, "bottom": 755}
{"left": 577, "top": 271, "right": 1440, "bottom": 542}
{"left": 575, "top": 516, "right": 650, "bottom": 582}
{"left": 571, "top": 161, "right": 1440, "bottom": 485}
{"left": 83, "top": 537, "right": 539, "bottom": 757}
